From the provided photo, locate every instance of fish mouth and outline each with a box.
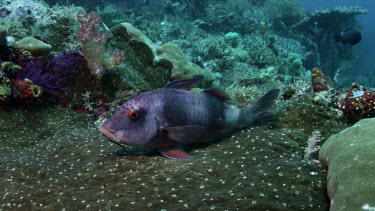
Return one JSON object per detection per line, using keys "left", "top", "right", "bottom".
{"left": 99, "top": 127, "right": 123, "bottom": 143}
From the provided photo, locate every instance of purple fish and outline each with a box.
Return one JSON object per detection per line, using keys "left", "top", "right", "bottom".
{"left": 99, "top": 78, "right": 279, "bottom": 160}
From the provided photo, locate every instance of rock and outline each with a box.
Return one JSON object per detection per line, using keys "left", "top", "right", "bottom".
{"left": 15, "top": 37, "right": 52, "bottom": 57}
{"left": 319, "top": 117, "right": 375, "bottom": 210}
{"left": 109, "top": 22, "right": 170, "bottom": 91}
{"left": 155, "top": 43, "right": 215, "bottom": 82}
{"left": 110, "top": 22, "right": 214, "bottom": 91}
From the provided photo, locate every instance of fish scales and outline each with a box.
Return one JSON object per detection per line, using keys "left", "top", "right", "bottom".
{"left": 161, "top": 89, "right": 227, "bottom": 128}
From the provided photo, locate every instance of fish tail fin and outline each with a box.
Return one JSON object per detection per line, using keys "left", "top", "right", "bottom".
{"left": 240, "top": 89, "right": 280, "bottom": 126}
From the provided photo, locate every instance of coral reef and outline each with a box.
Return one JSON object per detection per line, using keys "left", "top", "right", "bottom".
{"left": 292, "top": 6, "right": 368, "bottom": 30}
{"left": 0, "top": 61, "right": 21, "bottom": 103}
{"left": 334, "top": 83, "right": 375, "bottom": 123}
{"left": 320, "top": 118, "right": 375, "bottom": 210}
{"left": 16, "top": 50, "right": 85, "bottom": 99}
{"left": 14, "top": 37, "right": 52, "bottom": 57}
{"left": 96, "top": 4, "right": 127, "bottom": 28}
{"left": 283, "top": 53, "right": 307, "bottom": 81}
{"left": 259, "top": 67, "right": 280, "bottom": 83}
{"left": 1, "top": 61, "right": 21, "bottom": 77}
{"left": 264, "top": 0, "right": 305, "bottom": 27}
{"left": 76, "top": 11, "right": 126, "bottom": 79}
{"left": 110, "top": 22, "right": 215, "bottom": 90}
{"left": 12, "top": 78, "right": 42, "bottom": 103}
{"left": 291, "top": 6, "right": 367, "bottom": 78}
{"left": 224, "top": 32, "right": 240, "bottom": 48}
{"left": 311, "top": 67, "right": 330, "bottom": 93}
{"left": 0, "top": 0, "right": 83, "bottom": 52}
{"left": 155, "top": 43, "right": 215, "bottom": 81}
{"left": 0, "top": 69, "right": 12, "bottom": 103}
{"left": 225, "top": 83, "right": 270, "bottom": 105}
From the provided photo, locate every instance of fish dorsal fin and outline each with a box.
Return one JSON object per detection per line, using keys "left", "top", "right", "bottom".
{"left": 203, "top": 88, "right": 231, "bottom": 101}
{"left": 163, "top": 78, "right": 199, "bottom": 90}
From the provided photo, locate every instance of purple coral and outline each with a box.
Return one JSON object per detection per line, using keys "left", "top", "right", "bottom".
{"left": 16, "top": 50, "right": 85, "bottom": 98}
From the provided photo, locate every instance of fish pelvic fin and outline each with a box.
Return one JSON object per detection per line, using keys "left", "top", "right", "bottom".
{"left": 158, "top": 146, "right": 194, "bottom": 160}
{"left": 240, "top": 89, "right": 280, "bottom": 126}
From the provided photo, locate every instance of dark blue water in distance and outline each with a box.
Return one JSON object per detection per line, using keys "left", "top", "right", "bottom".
{"left": 301, "top": 0, "right": 375, "bottom": 85}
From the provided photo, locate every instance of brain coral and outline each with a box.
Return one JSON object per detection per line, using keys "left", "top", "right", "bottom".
{"left": 319, "top": 117, "right": 375, "bottom": 210}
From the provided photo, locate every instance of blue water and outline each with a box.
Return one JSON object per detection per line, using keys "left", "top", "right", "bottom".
{"left": 301, "top": 0, "right": 375, "bottom": 85}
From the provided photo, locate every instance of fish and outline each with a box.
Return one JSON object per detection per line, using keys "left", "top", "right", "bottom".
{"left": 99, "top": 78, "right": 280, "bottom": 160}
{"left": 334, "top": 28, "right": 362, "bottom": 46}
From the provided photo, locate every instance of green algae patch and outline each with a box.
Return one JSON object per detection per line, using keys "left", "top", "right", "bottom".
{"left": 319, "top": 117, "right": 375, "bottom": 210}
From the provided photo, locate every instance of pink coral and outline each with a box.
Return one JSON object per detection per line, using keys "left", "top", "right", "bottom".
{"left": 77, "top": 11, "right": 125, "bottom": 79}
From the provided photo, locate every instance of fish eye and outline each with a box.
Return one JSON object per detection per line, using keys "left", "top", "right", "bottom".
{"left": 129, "top": 109, "right": 140, "bottom": 120}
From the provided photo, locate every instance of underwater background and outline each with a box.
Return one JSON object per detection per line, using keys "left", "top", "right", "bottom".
{"left": 1, "top": 0, "right": 374, "bottom": 210}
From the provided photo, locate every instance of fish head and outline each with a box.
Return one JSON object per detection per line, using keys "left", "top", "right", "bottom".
{"left": 99, "top": 98, "right": 158, "bottom": 147}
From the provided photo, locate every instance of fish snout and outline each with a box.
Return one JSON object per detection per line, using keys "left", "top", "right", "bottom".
{"left": 99, "top": 126, "right": 123, "bottom": 143}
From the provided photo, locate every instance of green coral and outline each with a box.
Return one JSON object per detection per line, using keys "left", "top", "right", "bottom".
{"left": 110, "top": 22, "right": 215, "bottom": 91}
{"left": 281, "top": 53, "right": 307, "bottom": 81}
{"left": 288, "top": 53, "right": 304, "bottom": 75}
{"left": 155, "top": 43, "right": 215, "bottom": 81}
{"left": 319, "top": 118, "right": 375, "bottom": 210}
{"left": 15, "top": 37, "right": 52, "bottom": 57}
{"left": 224, "top": 32, "right": 240, "bottom": 47}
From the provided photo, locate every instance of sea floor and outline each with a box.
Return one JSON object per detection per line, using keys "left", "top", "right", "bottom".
{"left": 0, "top": 107, "right": 333, "bottom": 210}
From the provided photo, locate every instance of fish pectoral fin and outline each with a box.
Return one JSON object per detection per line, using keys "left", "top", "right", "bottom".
{"left": 158, "top": 146, "right": 194, "bottom": 160}
{"left": 162, "top": 125, "right": 206, "bottom": 143}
